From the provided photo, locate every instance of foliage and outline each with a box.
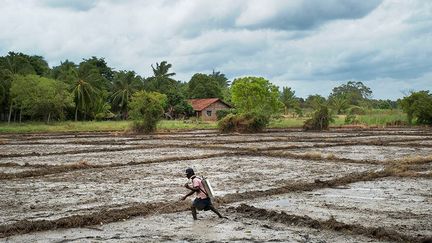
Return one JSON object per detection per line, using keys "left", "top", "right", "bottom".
{"left": 78, "top": 57, "right": 114, "bottom": 90}
{"left": 400, "top": 90, "right": 432, "bottom": 125}
{"left": 216, "top": 108, "right": 237, "bottom": 120}
{"left": 304, "top": 94, "right": 326, "bottom": 109}
{"left": 280, "top": 87, "right": 299, "bottom": 114}
{"left": 303, "top": 105, "right": 334, "bottom": 131}
{"left": 328, "top": 95, "right": 349, "bottom": 114}
{"left": 91, "top": 93, "right": 114, "bottom": 121}
{"left": 187, "top": 73, "right": 223, "bottom": 99}
{"left": 10, "top": 75, "right": 73, "bottom": 122}
{"left": 144, "top": 61, "right": 178, "bottom": 94}
{"left": 165, "top": 90, "right": 194, "bottom": 119}
{"left": 218, "top": 112, "right": 269, "bottom": 133}
{"left": 231, "top": 76, "right": 283, "bottom": 116}
{"left": 128, "top": 91, "right": 166, "bottom": 133}
{"left": 111, "top": 70, "right": 143, "bottom": 119}
{"left": 344, "top": 113, "right": 359, "bottom": 124}
{"left": 329, "top": 81, "right": 372, "bottom": 106}
{"left": 72, "top": 79, "right": 99, "bottom": 121}
{"left": 370, "top": 99, "right": 397, "bottom": 109}
{"left": 347, "top": 106, "right": 366, "bottom": 115}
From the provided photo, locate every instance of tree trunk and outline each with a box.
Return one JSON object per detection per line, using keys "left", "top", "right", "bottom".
{"left": 75, "top": 107, "right": 78, "bottom": 122}
{"left": 7, "top": 102, "right": 13, "bottom": 124}
{"left": 47, "top": 112, "right": 51, "bottom": 124}
{"left": 19, "top": 109, "right": 22, "bottom": 123}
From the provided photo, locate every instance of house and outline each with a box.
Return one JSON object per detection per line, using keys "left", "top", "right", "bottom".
{"left": 187, "top": 98, "right": 232, "bottom": 121}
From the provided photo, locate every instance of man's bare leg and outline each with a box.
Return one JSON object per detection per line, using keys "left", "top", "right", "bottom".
{"left": 191, "top": 206, "right": 198, "bottom": 220}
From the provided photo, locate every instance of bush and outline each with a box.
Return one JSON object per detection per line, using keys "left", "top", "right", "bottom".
{"left": 218, "top": 112, "right": 269, "bottom": 133}
{"left": 303, "top": 105, "right": 334, "bottom": 131}
{"left": 400, "top": 90, "right": 432, "bottom": 125}
{"left": 347, "top": 106, "right": 366, "bottom": 115}
{"left": 216, "top": 109, "right": 237, "bottom": 120}
{"left": 344, "top": 113, "right": 359, "bottom": 124}
{"left": 128, "top": 91, "right": 165, "bottom": 133}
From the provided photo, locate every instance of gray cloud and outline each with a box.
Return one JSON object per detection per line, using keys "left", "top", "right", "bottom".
{"left": 40, "top": 0, "right": 98, "bottom": 11}
{"left": 0, "top": 0, "right": 430, "bottom": 100}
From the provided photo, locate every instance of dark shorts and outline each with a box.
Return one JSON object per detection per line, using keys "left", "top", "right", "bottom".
{"left": 193, "top": 197, "right": 212, "bottom": 211}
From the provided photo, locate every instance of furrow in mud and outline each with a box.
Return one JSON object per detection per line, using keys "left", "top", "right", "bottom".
{"left": 0, "top": 165, "right": 426, "bottom": 239}
{"left": 0, "top": 152, "right": 234, "bottom": 180}
{"left": 228, "top": 204, "right": 430, "bottom": 243}
{"left": 2, "top": 136, "right": 431, "bottom": 159}
{"left": 0, "top": 201, "right": 191, "bottom": 238}
{"left": 2, "top": 146, "right": 431, "bottom": 180}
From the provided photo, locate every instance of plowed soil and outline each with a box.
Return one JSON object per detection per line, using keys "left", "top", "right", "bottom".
{"left": 1, "top": 127, "right": 431, "bottom": 242}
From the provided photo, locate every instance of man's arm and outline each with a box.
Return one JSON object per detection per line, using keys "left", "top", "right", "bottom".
{"left": 181, "top": 182, "right": 199, "bottom": 200}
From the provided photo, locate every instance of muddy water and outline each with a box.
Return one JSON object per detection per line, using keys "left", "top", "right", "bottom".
{"left": 249, "top": 177, "right": 432, "bottom": 238}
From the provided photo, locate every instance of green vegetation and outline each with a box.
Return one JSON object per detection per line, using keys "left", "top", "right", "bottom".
{"left": 0, "top": 109, "right": 410, "bottom": 133}
{"left": 0, "top": 51, "right": 429, "bottom": 133}
{"left": 400, "top": 91, "right": 432, "bottom": 125}
{"left": 129, "top": 91, "right": 166, "bottom": 133}
{"left": 218, "top": 113, "right": 269, "bottom": 133}
{"left": 303, "top": 105, "right": 333, "bottom": 131}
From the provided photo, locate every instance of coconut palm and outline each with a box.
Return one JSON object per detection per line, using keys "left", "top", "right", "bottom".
{"left": 72, "top": 79, "right": 99, "bottom": 121}
{"left": 111, "top": 71, "right": 142, "bottom": 119}
{"left": 151, "top": 61, "right": 175, "bottom": 78}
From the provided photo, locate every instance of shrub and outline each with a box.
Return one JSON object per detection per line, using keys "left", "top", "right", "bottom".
{"left": 218, "top": 112, "right": 269, "bottom": 133}
{"left": 344, "top": 113, "right": 359, "bottom": 124}
{"left": 400, "top": 90, "right": 432, "bottom": 125}
{"left": 216, "top": 109, "right": 237, "bottom": 120}
{"left": 128, "top": 91, "right": 166, "bottom": 133}
{"left": 303, "top": 105, "right": 334, "bottom": 131}
{"left": 348, "top": 106, "right": 366, "bottom": 115}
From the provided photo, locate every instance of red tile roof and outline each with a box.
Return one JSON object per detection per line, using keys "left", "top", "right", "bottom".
{"left": 187, "top": 98, "right": 230, "bottom": 111}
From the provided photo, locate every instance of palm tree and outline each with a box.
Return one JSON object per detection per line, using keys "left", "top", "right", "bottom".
{"left": 111, "top": 71, "right": 141, "bottom": 119}
{"left": 72, "top": 79, "right": 99, "bottom": 121}
{"left": 151, "top": 61, "right": 176, "bottom": 78}
{"left": 145, "top": 61, "right": 177, "bottom": 94}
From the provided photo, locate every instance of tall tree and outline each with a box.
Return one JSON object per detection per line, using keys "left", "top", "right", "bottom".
{"left": 151, "top": 61, "right": 175, "bottom": 78}
{"left": 144, "top": 61, "right": 177, "bottom": 94}
{"left": 111, "top": 70, "right": 142, "bottom": 119}
{"left": 187, "top": 73, "right": 223, "bottom": 99}
{"left": 78, "top": 57, "right": 113, "bottom": 92}
{"left": 305, "top": 94, "right": 326, "bottom": 110}
{"left": 280, "top": 87, "right": 299, "bottom": 114}
{"left": 10, "top": 75, "right": 73, "bottom": 123}
{"left": 51, "top": 60, "right": 78, "bottom": 88}
{"left": 210, "top": 70, "right": 230, "bottom": 88}
{"left": 329, "top": 81, "right": 372, "bottom": 106}
{"left": 231, "top": 76, "right": 283, "bottom": 116}
{"left": 400, "top": 90, "right": 432, "bottom": 125}
{"left": 72, "top": 79, "right": 99, "bottom": 121}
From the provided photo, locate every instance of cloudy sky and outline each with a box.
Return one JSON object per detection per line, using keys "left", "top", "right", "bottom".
{"left": 0, "top": 0, "right": 431, "bottom": 99}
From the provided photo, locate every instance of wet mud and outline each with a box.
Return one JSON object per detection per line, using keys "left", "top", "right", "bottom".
{"left": 1, "top": 128, "right": 431, "bottom": 242}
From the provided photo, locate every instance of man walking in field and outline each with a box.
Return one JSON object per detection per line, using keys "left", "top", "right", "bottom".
{"left": 181, "top": 168, "right": 224, "bottom": 220}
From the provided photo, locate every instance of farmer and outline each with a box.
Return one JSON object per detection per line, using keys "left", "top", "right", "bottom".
{"left": 181, "top": 167, "right": 224, "bottom": 220}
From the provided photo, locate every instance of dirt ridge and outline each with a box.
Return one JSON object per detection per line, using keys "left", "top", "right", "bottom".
{"left": 229, "top": 204, "right": 431, "bottom": 243}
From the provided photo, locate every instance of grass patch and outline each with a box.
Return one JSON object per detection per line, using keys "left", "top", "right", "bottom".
{"left": 268, "top": 117, "right": 306, "bottom": 128}
{"left": 0, "top": 120, "right": 217, "bottom": 133}
{"left": 0, "top": 109, "right": 409, "bottom": 133}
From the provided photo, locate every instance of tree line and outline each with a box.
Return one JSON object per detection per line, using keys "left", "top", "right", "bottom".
{"left": 0, "top": 51, "right": 430, "bottom": 126}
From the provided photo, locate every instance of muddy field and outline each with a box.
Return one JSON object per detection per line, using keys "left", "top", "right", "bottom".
{"left": 0, "top": 128, "right": 431, "bottom": 242}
